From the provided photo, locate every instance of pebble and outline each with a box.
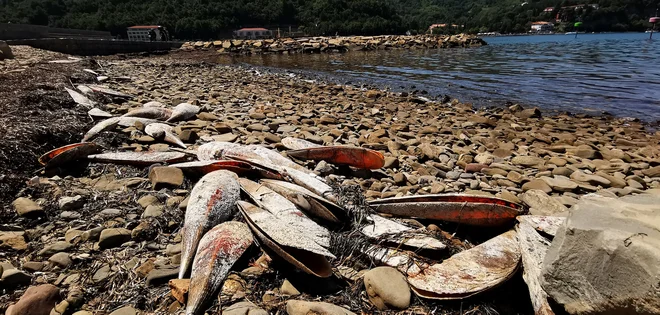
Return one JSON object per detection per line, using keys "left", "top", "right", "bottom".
{"left": 98, "top": 228, "right": 132, "bottom": 249}
{"left": 38, "top": 241, "right": 73, "bottom": 256}
{"left": 169, "top": 278, "right": 190, "bottom": 303}
{"left": 520, "top": 189, "right": 568, "bottom": 216}
{"left": 109, "top": 306, "right": 138, "bottom": 315}
{"left": 286, "top": 300, "right": 356, "bottom": 315}
{"left": 224, "top": 301, "right": 268, "bottom": 315}
{"left": 12, "top": 197, "right": 44, "bottom": 217}
{"left": 280, "top": 279, "right": 301, "bottom": 296}
{"left": 0, "top": 231, "right": 28, "bottom": 251}
{"left": 48, "top": 252, "right": 72, "bottom": 268}
{"left": 1, "top": 269, "right": 32, "bottom": 286}
{"left": 363, "top": 267, "right": 411, "bottom": 310}
{"left": 58, "top": 195, "right": 85, "bottom": 211}
{"left": 521, "top": 179, "right": 552, "bottom": 194}
{"left": 149, "top": 166, "right": 184, "bottom": 189}
{"left": 146, "top": 268, "right": 179, "bottom": 286}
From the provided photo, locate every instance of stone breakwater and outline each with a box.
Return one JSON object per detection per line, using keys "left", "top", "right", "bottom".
{"left": 181, "top": 34, "right": 486, "bottom": 54}
{"left": 1, "top": 46, "right": 660, "bottom": 315}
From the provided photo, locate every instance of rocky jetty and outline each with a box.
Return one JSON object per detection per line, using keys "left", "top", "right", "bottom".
{"left": 181, "top": 34, "right": 487, "bottom": 54}
{"left": 1, "top": 45, "right": 660, "bottom": 315}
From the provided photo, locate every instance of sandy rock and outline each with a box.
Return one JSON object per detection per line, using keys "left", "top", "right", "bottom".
{"left": 98, "top": 228, "right": 131, "bottom": 249}
{"left": 169, "top": 278, "right": 190, "bottom": 303}
{"left": 522, "top": 179, "right": 553, "bottom": 194}
{"left": 0, "top": 231, "right": 28, "bottom": 251}
{"left": 58, "top": 195, "right": 85, "bottom": 211}
{"left": 12, "top": 197, "right": 44, "bottom": 217}
{"left": 642, "top": 166, "right": 660, "bottom": 178}
{"left": 521, "top": 189, "right": 568, "bottom": 216}
{"left": 280, "top": 279, "right": 301, "bottom": 296}
{"left": 512, "top": 156, "right": 544, "bottom": 167}
{"left": 363, "top": 267, "right": 411, "bottom": 310}
{"left": 149, "top": 166, "right": 184, "bottom": 189}
{"left": 542, "top": 193, "right": 660, "bottom": 314}
{"left": 109, "top": 306, "right": 138, "bottom": 315}
{"left": 23, "top": 261, "right": 44, "bottom": 272}
{"left": 48, "top": 252, "right": 72, "bottom": 268}
{"left": 570, "top": 171, "right": 611, "bottom": 187}
{"left": 517, "top": 107, "right": 542, "bottom": 119}
{"left": 38, "top": 241, "right": 73, "bottom": 256}
{"left": 2, "top": 269, "right": 32, "bottom": 286}
{"left": 224, "top": 301, "right": 268, "bottom": 315}
{"left": 5, "top": 284, "right": 60, "bottom": 315}
{"left": 540, "top": 176, "right": 577, "bottom": 192}
{"left": 286, "top": 300, "right": 356, "bottom": 315}
{"left": 146, "top": 268, "right": 178, "bottom": 286}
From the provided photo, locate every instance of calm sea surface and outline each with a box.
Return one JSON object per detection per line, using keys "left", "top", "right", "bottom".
{"left": 227, "top": 33, "right": 660, "bottom": 121}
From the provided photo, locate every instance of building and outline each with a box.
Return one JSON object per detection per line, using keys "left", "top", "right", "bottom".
{"left": 127, "top": 25, "right": 169, "bottom": 41}
{"left": 428, "top": 23, "right": 462, "bottom": 34}
{"left": 530, "top": 21, "right": 554, "bottom": 32}
{"left": 233, "top": 28, "right": 273, "bottom": 39}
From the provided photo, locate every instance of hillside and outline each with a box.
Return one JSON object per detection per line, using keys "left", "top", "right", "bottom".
{"left": 0, "top": 0, "right": 658, "bottom": 39}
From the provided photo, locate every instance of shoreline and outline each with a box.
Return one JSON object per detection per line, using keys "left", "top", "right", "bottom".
{"left": 1, "top": 46, "right": 660, "bottom": 315}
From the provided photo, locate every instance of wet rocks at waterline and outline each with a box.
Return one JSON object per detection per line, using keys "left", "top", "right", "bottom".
{"left": 3, "top": 48, "right": 660, "bottom": 315}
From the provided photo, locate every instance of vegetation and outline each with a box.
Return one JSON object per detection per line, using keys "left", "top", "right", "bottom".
{"left": 0, "top": 0, "right": 658, "bottom": 38}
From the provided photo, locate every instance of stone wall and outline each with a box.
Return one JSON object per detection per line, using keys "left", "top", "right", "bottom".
{"left": 6, "top": 38, "right": 182, "bottom": 56}
{"left": 0, "top": 23, "right": 113, "bottom": 40}
{"left": 181, "top": 34, "right": 487, "bottom": 55}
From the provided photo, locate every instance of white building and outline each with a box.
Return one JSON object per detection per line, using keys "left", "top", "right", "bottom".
{"left": 530, "top": 22, "right": 554, "bottom": 32}
{"left": 127, "top": 25, "right": 169, "bottom": 41}
{"left": 233, "top": 28, "right": 273, "bottom": 39}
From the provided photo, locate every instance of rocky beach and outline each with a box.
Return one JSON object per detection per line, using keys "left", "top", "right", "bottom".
{"left": 1, "top": 43, "right": 659, "bottom": 315}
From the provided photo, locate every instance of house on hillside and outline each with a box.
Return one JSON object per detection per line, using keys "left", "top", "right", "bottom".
{"left": 127, "top": 25, "right": 170, "bottom": 41}
{"left": 428, "top": 24, "right": 462, "bottom": 34}
{"left": 530, "top": 21, "right": 554, "bottom": 32}
{"left": 233, "top": 28, "right": 273, "bottom": 39}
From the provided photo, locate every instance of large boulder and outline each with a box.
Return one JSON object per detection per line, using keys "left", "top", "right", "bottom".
{"left": 5, "top": 284, "right": 61, "bottom": 315}
{"left": 541, "top": 192, "right": 660, "bottom": 315}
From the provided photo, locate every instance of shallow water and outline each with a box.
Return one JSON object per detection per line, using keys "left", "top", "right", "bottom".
{"left": 227, "top": 33, "right": 660, "bottom": 121}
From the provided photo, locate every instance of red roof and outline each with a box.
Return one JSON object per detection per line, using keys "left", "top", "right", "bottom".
{"left": 237, "top": 28, "right": 268, "bottom": 31}
{"left": 128, "top": 25, "right": 161, "bottom": 29}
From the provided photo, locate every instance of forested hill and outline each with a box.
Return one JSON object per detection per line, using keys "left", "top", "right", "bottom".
{"left": 0, "top": 0, "right": 658, "bottom": 39}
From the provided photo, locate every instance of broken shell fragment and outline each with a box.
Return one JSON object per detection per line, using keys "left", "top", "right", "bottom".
{"left": 516, "top": 222, "right": 555, "bottom": 315}
{"left": 180, "top": 170, "right": 240, "bottom": 278}
{"left": 82, "top": 117, "right": 160, "bottom": 142}
{"left": 239, "top": 178, "right": 331, "bottom": 248}
{"left": 186, "top": 221, "right": 253, "bottom": 315}
{"left": 361, "top": 214, "right": 446, "bottom": 251}
{"left": 38, "top": 142, "right": 101, "bottom": 168}
{"left": 87, "top": 84, "right": 133, "bottom": 98}
{"left": 410, "top": 230, "right": 520, "bottom": 299}
{"left": 260, "top": 179, "right": 342, "bottom": 223}
{"left": 369, "top": 194, "right": 526, "bottom": 227}
{"left": 65, "top": 87, "right": 96, "bottom": 107}
{"left": 87, "top": 151, "right": 187, "bottom": 166}
{"left": 122, "top": 107, "right": 173, "bottom": 120}
{"left": 167, "top": 103, "right": 200, "bottom": 122}
{"left": 143, "top": 101, "right": 166, "bottom": 108}
{"left": 237, "top": 201, "right": 334, "bottom": 278}
{"left": 287, "top": 146, "right": 385, "bottom": 169}
{"left": 281, "top": 137, "right": 322, "bottom": 150}
{"left": 282, "top": 166, "right": 338, "bottom": 203}
{"left": 145, "top": 123, "right": 186, "bottom": 148}
{"left": 374, "top": 230, "right": 520, "bottom": 300}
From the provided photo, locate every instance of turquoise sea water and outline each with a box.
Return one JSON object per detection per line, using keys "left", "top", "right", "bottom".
{"left": 235, "top": 33, "right": 660, "bottom": 121}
